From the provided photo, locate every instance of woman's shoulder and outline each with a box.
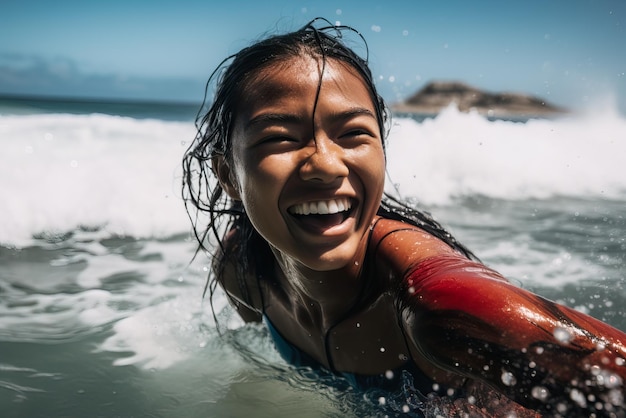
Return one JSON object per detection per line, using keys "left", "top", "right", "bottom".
{"left": 370, "top": 216, "right": 458, "bottom": 254}
{"left": 369, "top": 216, "right": 460, "bottom": 277}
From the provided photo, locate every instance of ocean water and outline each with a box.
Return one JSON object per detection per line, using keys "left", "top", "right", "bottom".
{"left": 1, "top": 97, "right": 625, "bottom": 417}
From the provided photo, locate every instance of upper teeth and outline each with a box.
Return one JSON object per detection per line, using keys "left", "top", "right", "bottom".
{"left": 290, "top": 198, "right": 351, "bottom": 215}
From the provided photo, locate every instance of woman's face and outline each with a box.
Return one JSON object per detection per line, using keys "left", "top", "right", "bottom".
{"left": 219, "top": 56, "right": 386, "bottom": 271}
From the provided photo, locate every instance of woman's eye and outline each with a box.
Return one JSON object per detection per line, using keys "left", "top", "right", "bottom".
{"left": 263, "top": 135, "right": 295, "bottom": 143}
{"left": 342, "top": 129, "right": 373, "bottom": 139}
{"left": 254, "top": 135, "right": 300, "bottom": 149}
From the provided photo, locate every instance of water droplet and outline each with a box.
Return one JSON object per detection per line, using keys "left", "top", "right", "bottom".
{"left": 378, "top": 396, "right": 386, "bottom": 405}
{"left": 385, "top": 370, "right": 394, "bottom": 379}
{"left": 379, "top": 347, "right": 385, "bottom": 352}
{"left": 554, "top": 327, "right": 573, "bottom": 344}
{"left": 597, "top": 370, "right": 623, "bottom": 388}
{"left": 501, "top": 371, "right": 517, "bottom": 386}
{"left": 402, "top": 405, "right": 410, "bottom": 413}
{"left": 569, "top": 388, "right": 587, "bottom": 408}
{"left": 532, "top": 386, "right": 550, "bottom": 401}
{"left": 608, "top": 388, "right": 624, "bottom": 406}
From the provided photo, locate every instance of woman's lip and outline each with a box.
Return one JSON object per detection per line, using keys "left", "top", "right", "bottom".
{"left": 288, "top": 205, "right": 357, "bottom": 236}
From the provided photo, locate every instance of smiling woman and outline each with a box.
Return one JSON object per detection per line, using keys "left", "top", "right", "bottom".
{"left": 182, "top": 18, "right": 626, "bottom": 417}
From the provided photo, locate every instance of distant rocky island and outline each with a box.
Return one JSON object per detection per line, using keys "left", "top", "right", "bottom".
{"left": 392, "top": 81, "right": 567, "bottom": 118}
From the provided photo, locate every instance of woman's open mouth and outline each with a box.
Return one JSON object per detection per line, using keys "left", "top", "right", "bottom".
{"left": 288, "top": 198, "right": 354, "bottom": 232}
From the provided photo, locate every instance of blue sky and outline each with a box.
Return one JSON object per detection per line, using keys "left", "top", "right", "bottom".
{"left": 1, "top": 0, "right": 625, "bottom": 113}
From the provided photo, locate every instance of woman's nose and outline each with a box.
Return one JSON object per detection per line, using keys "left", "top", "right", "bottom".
{"left": 299, "top": 137, "right": 349, "bottom": 183}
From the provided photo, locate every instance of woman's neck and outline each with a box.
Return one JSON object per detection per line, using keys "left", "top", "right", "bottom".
{"left": 270, "top": 239, "right": 369, "bottom": 331}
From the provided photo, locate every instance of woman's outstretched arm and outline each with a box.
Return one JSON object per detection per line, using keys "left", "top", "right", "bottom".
{"left": 399, "top": 253, "right": 626, "bottom": 416}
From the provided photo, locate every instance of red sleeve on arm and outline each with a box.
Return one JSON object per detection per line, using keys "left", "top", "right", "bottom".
{"left": 400, "top": 254, "right": 626, "bottom": 415}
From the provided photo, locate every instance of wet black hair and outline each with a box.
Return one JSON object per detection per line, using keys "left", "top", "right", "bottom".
{"left": 182, "top": 18, "right": 476, "bottom": 318}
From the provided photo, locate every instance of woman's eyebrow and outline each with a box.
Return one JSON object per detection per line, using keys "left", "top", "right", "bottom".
{"left": 244, "top": 113, "right": 303, "bottom": 130}
{"left": 328, "top": 107, "right": 377, "bottom": 123}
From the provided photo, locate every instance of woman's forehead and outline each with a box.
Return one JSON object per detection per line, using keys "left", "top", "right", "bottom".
{"left": 240, "top": 56, "right": 372, "bottom": 108}
{"left": 246, "top": 55, "right": 365, "bottom": 88}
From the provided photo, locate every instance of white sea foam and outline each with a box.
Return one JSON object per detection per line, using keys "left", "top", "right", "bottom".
{"left": 3, "top": 108, "right": 619, "bottom": 280}
{"left": 0, "top": 113, "right": 195, "bottom": 247}
{"left": 98, "top": 290, "right": 217, "bottom": 369}
{"left": 386, "top": 104, "right": 626, "bottom": 204}
{"left": 1, "top": 106, "right": 625, "bottom": 247}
